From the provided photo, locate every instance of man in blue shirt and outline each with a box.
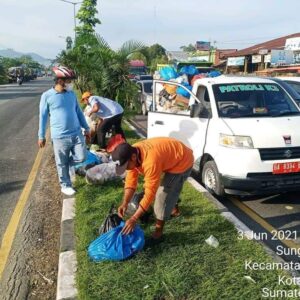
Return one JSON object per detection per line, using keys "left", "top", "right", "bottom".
{"left": 81, "top": 91, "right": 125, "bottom": 149}
{"left": 38, "top": 66, "right": 91, "bottom": 196}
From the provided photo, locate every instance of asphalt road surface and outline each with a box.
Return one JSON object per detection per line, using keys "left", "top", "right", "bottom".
{"left": 0, "top": 78, "right": 52, "bottom": 242}
{"left": 130, "top": 114, "right": 300, "bottom": 263}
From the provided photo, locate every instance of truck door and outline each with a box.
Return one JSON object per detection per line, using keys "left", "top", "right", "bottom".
{"left": 148, "top": 80, "right": 211, "bottom": 170}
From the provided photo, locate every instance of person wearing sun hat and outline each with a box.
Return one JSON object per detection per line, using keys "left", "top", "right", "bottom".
{"left": 81, "top": 91, "right": 125, "bottom": 149}
{"left": 111, "top": 137, "right": 194, "bottom": 241}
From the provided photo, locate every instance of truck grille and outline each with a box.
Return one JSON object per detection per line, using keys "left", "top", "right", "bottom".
{"left": 259, "top": 147, "right": 300, "bottom": 161}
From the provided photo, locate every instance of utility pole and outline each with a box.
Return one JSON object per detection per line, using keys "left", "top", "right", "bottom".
{"left": 59, "top": 0, "right": 82, "bottom": 42}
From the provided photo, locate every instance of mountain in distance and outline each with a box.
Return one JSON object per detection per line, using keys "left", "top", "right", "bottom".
{"left": 0, "top": 48, "right": 53, "bottom": 67}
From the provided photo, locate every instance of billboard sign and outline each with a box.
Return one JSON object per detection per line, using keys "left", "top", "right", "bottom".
{"left": 271, "top": 50, "right": 294, "bottom": 65}
{"left": 227, "top": 56, "right": 245, "bottom": 66}
{"left": 285, "top": 37, "right": 300, "bottom": 51}
{"left": 264, "top": 54, "right": 271, "bottom": 63}
{"left": 252, "top": 55, "right": 262, "bottom": 63}
{"left": 294, "top": 52, "right": 300, "bottom": 64}
{"left": 258, "top": 49, "right": 268, "bottom": 55}
{"left": 195, "top": 41, "right": 211, "bottom": 51}
{"left": 188, "top": 56, "right": 210, "bottom": 62}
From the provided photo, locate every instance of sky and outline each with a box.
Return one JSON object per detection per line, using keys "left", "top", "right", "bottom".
{"left": 0, "top": 0, "right": 299, "bottom": 59}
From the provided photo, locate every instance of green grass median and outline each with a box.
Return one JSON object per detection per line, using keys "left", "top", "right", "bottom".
{"left": 75, "top": 124, "right": 297, "bottom": 300}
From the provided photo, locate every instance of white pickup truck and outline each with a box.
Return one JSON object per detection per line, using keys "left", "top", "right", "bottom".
{"left": 147, "top": 76, "right": 300, "bottom": 196}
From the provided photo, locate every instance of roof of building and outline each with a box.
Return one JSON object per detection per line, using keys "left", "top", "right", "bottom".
{"left": 129, "top": 60, "right": 145, "bottom": 67}
{"left": 225, "top": 33, "right": 300, "bottom": 57}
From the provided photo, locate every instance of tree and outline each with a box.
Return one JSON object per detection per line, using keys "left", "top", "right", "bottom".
{"left": 147, "top": 44, "right": 166, "bottom": 61}
{"left": 180, "top": 43, "right": 196, "bottom": 53}
{"left": 0, "top": 59, "right": 7, "bottom": 84}
{"left": 128, "top": 52, "right": 148, "bottom": 64}
{"left": 76, "top": 0, "right": 101, "bottom": 36}
{"left": 0, "top": 55, "right": 43, "bottom": 83}
{"left": 149, "top": 55, "right": 168, "bottom": 73}
{"left": 58, "top": 34, "right": 145, "bottom": 109}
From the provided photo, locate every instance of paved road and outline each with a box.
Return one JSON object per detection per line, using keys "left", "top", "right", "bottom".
{"left": 0, "top": 78, "right": 52, "bottom": 242}
{"left": 130, "top": 114, "right": 300, "bottom": 262}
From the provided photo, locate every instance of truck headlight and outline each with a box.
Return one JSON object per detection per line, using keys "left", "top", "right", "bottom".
{"left": 219, "top": 134, "right": 254, "bottom": 149}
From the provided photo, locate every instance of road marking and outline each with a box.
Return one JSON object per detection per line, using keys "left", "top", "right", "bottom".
{"left": 0, "top": 132, "right": 48, "bottom": 279}
{"left": 230, "top": 197, "right": 300, "bottom": 251}
{"left": 286, "top": 205, "right": 294, "bottom": 210}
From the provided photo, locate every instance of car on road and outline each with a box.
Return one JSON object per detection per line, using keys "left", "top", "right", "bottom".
{"left": 148, "top": 76, "right": 300, "bottom": 196}
{"left": 134, "top": 74, "right": 153, "bottom": 81}
{"left": 136, "top": 80, "right": 153, "bottom": 115}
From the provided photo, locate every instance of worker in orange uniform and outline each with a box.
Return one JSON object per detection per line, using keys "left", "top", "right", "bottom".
{"left": 111, "top": 137, "right": 194, "bottom": 241}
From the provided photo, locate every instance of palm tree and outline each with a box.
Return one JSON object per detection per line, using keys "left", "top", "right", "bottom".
{"left": 58, "top": 34, "right": 145, "bottom": 109}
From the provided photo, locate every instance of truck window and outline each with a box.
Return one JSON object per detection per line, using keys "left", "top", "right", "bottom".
{"left": 196, "top": 86, "right": 210, "bottom": 102}
{"left": 285, "top": 81, "right": 300, "bottom": 95}
{"left": 153, "top": 81, "right": 190, "bottom": 115}
{"left": 212, "top": 83, "right": 300, "bottom": 118}
{"left": 196, "top": 86, "right": 211, "bottom": 118}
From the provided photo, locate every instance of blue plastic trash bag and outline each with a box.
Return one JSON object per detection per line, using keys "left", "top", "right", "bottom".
{"left": 74, "top": 150, "right": 101, "bottom": 170}
{"left": 179, "top": 65, "right": 199, "bottom": 76}
{"left": 176, "top": 83, "right": 192, "bottom": 98}
{"left": 208, "top": 70, "right": 222, "bottom": 78}
{"left": 159, "top": 66, "right": 178, "bottom": 81}
{"left": 88, "top": 221, "right": 145, "bottom": 262}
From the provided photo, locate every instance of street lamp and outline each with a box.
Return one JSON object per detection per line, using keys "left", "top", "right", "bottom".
{"left": 59, "top": 0, "right": 82, "bottom": 41}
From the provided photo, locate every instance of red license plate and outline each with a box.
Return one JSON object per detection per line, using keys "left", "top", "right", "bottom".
{"left": 273, "top": 162, "right": 300, "bottom": 174}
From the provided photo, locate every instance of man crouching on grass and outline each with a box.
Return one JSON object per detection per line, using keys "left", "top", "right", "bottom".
{"left": 111, "top": 137, "right": 194, "bottom": 242}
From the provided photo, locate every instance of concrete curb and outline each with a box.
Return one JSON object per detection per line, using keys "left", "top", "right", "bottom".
{"left": 187, "top": 177, "right": 253, "bottom": 237}
{"left": 56, "top": 198, "right": 77, "bottom": 300}
{"left": 124, "top": 119, "right": 146, "bottom": 138}
{"left": 55, "top": 119, "right": 145, "bottom": 300}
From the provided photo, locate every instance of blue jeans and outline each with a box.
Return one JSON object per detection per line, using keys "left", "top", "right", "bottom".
{"left": 52, "top": 134, "right": 86, "bottom": 188}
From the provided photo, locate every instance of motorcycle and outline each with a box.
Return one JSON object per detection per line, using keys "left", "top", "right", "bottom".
{"left": 17, "top": 76, "right": 23, "bottom": 85}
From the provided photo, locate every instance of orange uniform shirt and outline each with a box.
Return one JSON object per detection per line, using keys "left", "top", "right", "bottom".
{"left": 125, "top": 137, "right": 194, "bottom": 211}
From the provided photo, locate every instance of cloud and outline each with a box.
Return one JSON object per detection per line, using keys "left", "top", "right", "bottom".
{"left": 0, "top": 0, "right": 299, "bottom": 58}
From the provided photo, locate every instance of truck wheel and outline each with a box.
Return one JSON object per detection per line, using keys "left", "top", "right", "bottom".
{"left": 142, "top": 101, "right": 148, "bottom": 115}
{"left": 202, "top": 160, "right": 225, "bottom": 196}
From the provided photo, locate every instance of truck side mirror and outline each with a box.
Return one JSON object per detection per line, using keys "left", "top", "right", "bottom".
{"left": 190, "top": 103, "right": 203, "bottom": 118}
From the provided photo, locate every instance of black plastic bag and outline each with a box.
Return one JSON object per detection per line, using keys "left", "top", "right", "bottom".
{"left": 98, "top": 205, "right": 123, "bottom": 235}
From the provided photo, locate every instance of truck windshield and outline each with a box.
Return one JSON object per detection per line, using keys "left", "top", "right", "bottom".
{"left": 212, "top": 83, "right": 300, "bottom": 118}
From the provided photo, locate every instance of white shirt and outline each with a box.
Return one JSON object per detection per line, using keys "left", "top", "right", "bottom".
{"left": 88, "top": 96, "right": 123, "bottom": 119}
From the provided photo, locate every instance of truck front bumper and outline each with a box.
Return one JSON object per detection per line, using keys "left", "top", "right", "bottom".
{"left": 221, "top": 172, "right": 300, "bottom": 195}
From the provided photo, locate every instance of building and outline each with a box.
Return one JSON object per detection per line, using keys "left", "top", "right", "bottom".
{"left": 214, "top": 49, "right": 237, "bottom": 68}
{"left": 224, "top": 33, "right": 300, "bottom": 74}
{"left": 166, "top": 49, "right": 237, "bottom": 67}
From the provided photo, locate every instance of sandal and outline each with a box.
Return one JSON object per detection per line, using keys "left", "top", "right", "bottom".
{"left": 171, "top": 205, "right": 181, "bottom": 218}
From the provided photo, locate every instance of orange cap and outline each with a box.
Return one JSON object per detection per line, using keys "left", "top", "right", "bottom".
{"left": 81, "top": 91, "right": 92, "bottom": 101}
